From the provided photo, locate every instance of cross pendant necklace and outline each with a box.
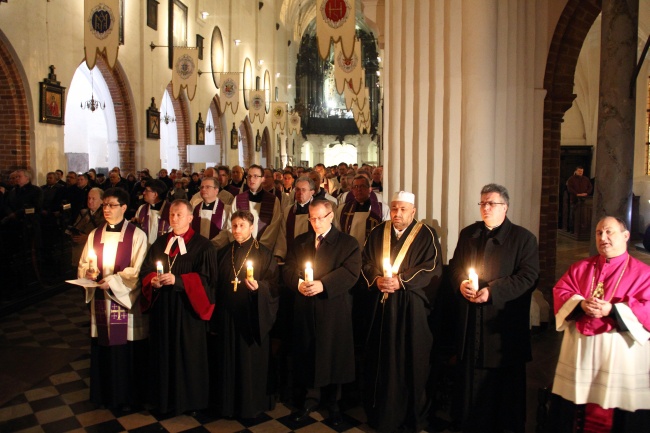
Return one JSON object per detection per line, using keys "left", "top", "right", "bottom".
{"left": 231, "top": 277, "right": 240, "bottom": 292}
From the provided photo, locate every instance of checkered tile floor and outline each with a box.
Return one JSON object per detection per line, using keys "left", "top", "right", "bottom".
{"left": 3, "top": 289, "right": 441, "bottom": 433}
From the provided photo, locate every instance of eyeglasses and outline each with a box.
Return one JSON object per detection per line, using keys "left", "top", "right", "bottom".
{"left": 249, "top": 174, "right": 263, "bottom": 179}
{"left": 102, "top": 203, "right": 122, "bottom": 208}
{"left": 478, "top": 202, "right": 506, "bottom": 208}
{"left": 308, "top": 211, "right": 332, "bottom": 223}
{"left": 200, "top": 185, "right": 217, "bottom": 189}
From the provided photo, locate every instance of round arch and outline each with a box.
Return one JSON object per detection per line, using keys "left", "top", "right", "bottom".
{"left": 539, "top": 0, "right": 601, "bottom": 291}
{"left": 208, "top": 94, "right": 225, "bottom": 164}
{"left": 164, "top": 82, "right": 191, "bottom": 171}
{"left": 0, "top": 30, "right": 32, "bottom": 178}
{"left": 262, "top": 127, "right": 272, "bottom": 167}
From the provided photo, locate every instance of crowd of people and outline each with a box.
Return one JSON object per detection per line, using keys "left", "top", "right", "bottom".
{"left": 1, "top": 162, "right": 649, "bottom": 433}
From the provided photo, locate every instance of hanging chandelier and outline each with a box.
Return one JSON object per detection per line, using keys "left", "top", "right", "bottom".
{"left": 80, "top": 70, "right": 105, "bottom": 112}
{"left": 205, "top": 119, "right": 214, "bottom": 133}
{"left": 161, "top": 111, "right": 176, "bottom": 124}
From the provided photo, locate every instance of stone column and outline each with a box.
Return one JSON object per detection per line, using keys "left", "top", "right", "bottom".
{"left": 591, "top": 0, "right": 638, "bottom": 253}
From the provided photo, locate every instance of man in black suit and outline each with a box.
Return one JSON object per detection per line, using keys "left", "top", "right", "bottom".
{"left": 449, "top": 183, "right": 539, "bottom": 433}
{"left": 282, "top": 199, "right": 361, "bottom": 426}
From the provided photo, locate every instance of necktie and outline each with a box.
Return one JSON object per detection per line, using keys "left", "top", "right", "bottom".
{"left": 316, "top": 234, "right": 324, "bottom": 250}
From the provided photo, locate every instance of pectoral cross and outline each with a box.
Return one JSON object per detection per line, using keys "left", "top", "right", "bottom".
{"left": 231, "top": 277, "right": 240, "bottom": 292}
{"left": 592, "top": 281, "right": 604, "bottom": 299}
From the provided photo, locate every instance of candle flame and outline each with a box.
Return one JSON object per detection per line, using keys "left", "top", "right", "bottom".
{"left": 247, "top": 260, "right": 252, "bottom": 267}
{"left": 306, "top": 261, "right": 312, "bottom": 268}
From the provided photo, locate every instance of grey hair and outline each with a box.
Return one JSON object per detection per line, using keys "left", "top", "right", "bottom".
{"left": 480, "top": 183, "right": 509, "bottom": 206}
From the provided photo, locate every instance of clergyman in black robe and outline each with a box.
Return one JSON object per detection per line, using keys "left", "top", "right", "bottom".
{"left": 361, "top": 191, "right": 443, "bottom": 433}
{"left": 209, "top": 210, "right": 280, "bottom": 418}
{"left": 140, "top": 199, "right": 217, "bottom": 415}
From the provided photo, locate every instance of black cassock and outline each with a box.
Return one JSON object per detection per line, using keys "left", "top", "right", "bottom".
{"left": 361, "top": 220, "right": 443, "bottom": 433}
{"left": 140, "top": 229, "right": 217, "bottom": 415}
{"left": 210, "top": 237, "right": 280, "bottom": 418}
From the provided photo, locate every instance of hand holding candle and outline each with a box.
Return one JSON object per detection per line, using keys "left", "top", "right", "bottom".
{"left": 156, "top": 261, "right": 164, "bottom": 277}
{"left": 246, "top": 260, "right": 254, "bottom": 281}
{"left": 87, "top": 249, "right": 99, "bottom": 279}
{"left": 383, "top": 258, "right": 393, "bottom": 278}
{"left": 469, "top": 268, "right": 479, "bottom": 291}
{"left": 304, "top": 262, "right": 313, "bottom": 283}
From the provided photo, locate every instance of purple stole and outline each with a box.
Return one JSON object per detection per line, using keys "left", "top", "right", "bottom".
{"left": 192, "top": 201, "right": 225, "bottom": 239}
{"left": 92, "top": 222, "right": 136, "bottom": 346}
{"left": 339, "top": 195, "right": 383, "bottom": 239}
{"left": 137, "top": 200, "right": 170, "bottom": 237}
{"left": 236, "top": 191, "right": 276, "bottom": 239}
{"left": 225, "top": 183, "right": 241, "bottom": 197}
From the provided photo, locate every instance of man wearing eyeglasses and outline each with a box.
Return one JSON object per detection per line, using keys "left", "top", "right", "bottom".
{"left": 361, "top": 191, "right": 442, "bottom": 433}
{"left": 232, "top": 164, "right": 284, "bottom": 259}
{"left": 77, "top": 187, "right": 149, "bottom": 410}
{"left": 449, "top": 183, "right": 539, "bottom": 433}
{"left": 283, "top": 199, "right": 361, "bottom": 426}
{"left": 191, "top": 177, "right": 231, "bottom": 249}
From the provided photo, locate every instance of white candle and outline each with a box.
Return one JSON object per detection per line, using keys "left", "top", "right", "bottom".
{"left": 246, "top": 260, "right": 254, "bottom": 280}
{"left": 88, "top": 249, "right": 97, "bottom": 272}
{"left": 469, "top": 268, "right": 479, "bottom": 291}
{"left": 156, "top": 261, "right": 164, "bottom": 277}
{"left": 383, "top": 258, "right": 393, "bottom": 278}
{"left": 304, "top": 262, "right": 313, "bottom": 282}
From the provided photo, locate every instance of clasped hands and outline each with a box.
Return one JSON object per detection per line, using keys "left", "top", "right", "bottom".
{"left": 460, "top": 280, "right": 490, "bottom": 303}
{"left": 377, "top": 275, "right": 401, "bottom": 294}
{"left": 299, "top": 280, "right": 324, "bottom": 297}
{"left": 581, "top": 297, "right": 612, "bottom": 318}
{"left": 151, "top": 272, "right": 176, "bottom": 289}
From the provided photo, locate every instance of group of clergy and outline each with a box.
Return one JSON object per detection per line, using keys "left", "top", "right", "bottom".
{"left": 74, "top": 162, "right": 650, "bottom": 433}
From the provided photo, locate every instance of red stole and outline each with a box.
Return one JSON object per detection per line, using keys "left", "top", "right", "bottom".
{"left": 92, "top": 222, "right": 136, "bottom": 346}
{"left": 141, "top": 228, "right": 214, "bottom": 320}
{"left": 235, "top": 190, "right": 276, "bottom": 239}
{"left": 192, "top": 201, "right": 225, "bottom": 239}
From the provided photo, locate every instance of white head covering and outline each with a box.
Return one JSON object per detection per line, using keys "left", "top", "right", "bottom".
{"left": 391, "top": 191, "right": 415, "bottom": 205}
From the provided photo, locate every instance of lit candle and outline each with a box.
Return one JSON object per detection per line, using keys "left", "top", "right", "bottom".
{"left": 383, "top": 258, "right": 393, "bottom": 278}
{"left": 469, "top": 268, "right": 479, "bottom": 291}
{"left": 246, "top": 260, "right": 254, "bottom": 280}
{"left": 88, "top": 249, "right": 97, "bottom": 272}
{"left": 156, "top": 261, "right": 164, "bottom": 277}
{"left": 304, "top": 262, "right": 313, "bottom": 282}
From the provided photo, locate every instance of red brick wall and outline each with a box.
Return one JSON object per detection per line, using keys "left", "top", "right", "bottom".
{"left": 0, "top": 39, "right": 30, "bottom": 180}
{"left": 540, "top": 0, "right": 600, "bottom": 294}
{"left": 96, "top": 56, "right": 136, "bottom": 174}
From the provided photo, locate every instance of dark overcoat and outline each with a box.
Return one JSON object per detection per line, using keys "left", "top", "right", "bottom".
{"left": 449, "top": 217, "right": 539, "bottom": 367}
{"left": 282, "top": 224, "right": 361, "bottom": 388}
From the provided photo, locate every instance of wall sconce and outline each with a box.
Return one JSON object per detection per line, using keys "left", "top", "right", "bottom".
{"left": 196, "top": 113, "right": 205, "bottom": 144}
{"left": 276, "top": 72, "right": 280, "bottom": 78}
{"left": 234, "top": 39, "right": 241, "bottom": 46}
{"left": 258, "top": 59, "right": 264, "bottom": 66}
{"left": 201, "top": 11, "right": 209, "bottom": 19}
{"left": 230, "top": 122, "right": 238, "bottom": 149}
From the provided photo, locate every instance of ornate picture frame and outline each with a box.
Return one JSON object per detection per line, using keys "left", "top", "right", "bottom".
{"left": 39, "top": 66, "right": 66, "bottom": 125}
{"left": 147, "top": 0, "right": 158, "bottom": 30}
{"left": 168, "top": 0, "right": 188, "bottom": 69}
{"left": 146, "top": 97, "right": 160, "bottom": 139}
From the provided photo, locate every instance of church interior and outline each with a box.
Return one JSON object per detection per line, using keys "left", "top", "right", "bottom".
{"left": 1, "top": 0, "right": 650, "bottom": 432}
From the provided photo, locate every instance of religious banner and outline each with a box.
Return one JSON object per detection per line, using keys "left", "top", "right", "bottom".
{"left": 334, "top": 39, "right": 363, "bottom": 95}
{"left": 344, "top": 73, "right": 365, "bottom": 110}
{"left": 84, "top": 0, "right": 120, "bottom": 70}
{"left": 351, "top": 88, "right": 368, "bottom": 122}
{"left": 171, "top": 47, "right": 199, "bottom": 100}
{"left": 220, "top": 73, "right": 240, "bottom": 114}
{"left": 271, "top": 102, "right": 287, "bottom": 131}
{"left": 289, "top": 111, "right": 301, "bottom": 136}
{"left": 316, "top": 0, "right": 356, "bottom": 60}
{"left": 249, "top": 90, "right": 266, "bottom": 124}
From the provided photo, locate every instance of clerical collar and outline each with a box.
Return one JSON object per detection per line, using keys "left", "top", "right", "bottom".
{"left": 150, "top": 200, "right": 163, "bottom": 211}
{"left": 202, "top": 200, "right": 216, "bottom": 210}
{"left": 106, "top": 219, "right": 125, "bottom": 232}
{"left": 248, "top": 189, "right": 263, "bottom": 203}
{"left": 236, "top": 235, "right": 253, "bottom": 247}
{"left": 355, "top": 201, "right": 371, "bottom": 212}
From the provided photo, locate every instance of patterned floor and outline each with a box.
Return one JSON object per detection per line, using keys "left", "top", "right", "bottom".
{"left": 0, "top": 289, "right": 380, "bottom": 433}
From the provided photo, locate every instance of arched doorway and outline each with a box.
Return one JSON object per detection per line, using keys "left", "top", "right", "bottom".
{"left": 161, "top": 83, "right": 191, "bottom": 171}
{"left": 540, "top": 0, "right": 601, "bottom": 291}
{"left": 65, "top": 63, "right": 118, "bottom": 172}
{"left": 0, "top": 30, "right": 31, "bottom": 178}
{"left": 205, "top": 94, "right": 224, "bottom": 165}
{"left": 262, "top": 127, "right": 272, "bottom": 168}
{"left": 239, "top": 116, "right": 254, "bottom": 168}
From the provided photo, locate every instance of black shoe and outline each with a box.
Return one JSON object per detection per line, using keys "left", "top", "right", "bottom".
{"left": 292, "top": 404, "right": 317, "bottom": 422}
{"left": 329, "top": 409, "right": 343, "bottom": 426}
